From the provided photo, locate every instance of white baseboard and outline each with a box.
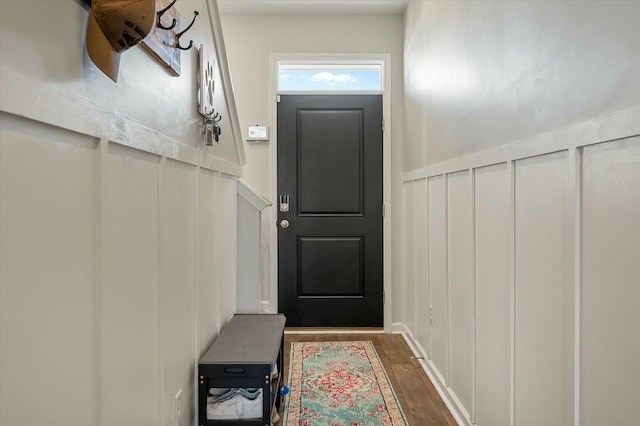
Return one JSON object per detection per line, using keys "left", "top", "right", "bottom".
{"left": 390, "top": 322, "right": 408, "bottom": 334}
{"left": 260, "top": 301, "right": 271, "bottom": 313}
{"left": 393, "top": 325, "right": 471, "bottom": 426}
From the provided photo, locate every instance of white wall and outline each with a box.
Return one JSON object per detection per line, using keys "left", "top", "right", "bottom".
{"left": 219, "top": 12, "right": 405, "bottom": 320}
{"left": 401, "top": 1, "right": 640, "bottom": 425}
{"left": 403, "top": 0, "right": 640, "bottom": 169}
{"left": 0, "top": 1, "right": 242, "bottom": 425}
{"left": 236, "top": 179, "right": 271, "bottom": 314}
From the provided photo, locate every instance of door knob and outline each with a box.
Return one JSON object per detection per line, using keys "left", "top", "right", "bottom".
{"left": 279, "top": 219, "right": 290, "bottom": 229}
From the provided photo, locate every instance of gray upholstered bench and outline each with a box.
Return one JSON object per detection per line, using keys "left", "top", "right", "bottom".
{"left": 198, "top": 314, "right": 286, "bottom": 426}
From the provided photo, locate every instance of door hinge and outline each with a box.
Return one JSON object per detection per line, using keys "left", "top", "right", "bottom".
{"left": 383, "top": 290, "right": 385, "bottom": 305}
{"left": 381, "top": 117, "right": 385, "bottom": 132}
{"left": 382, "top": 203, "right": 385, "bottom": 218}
{"left": 276, "top": 95, "right": 281, "bottom": 103}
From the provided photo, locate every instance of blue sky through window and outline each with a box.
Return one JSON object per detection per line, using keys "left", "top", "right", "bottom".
{"left": 278, "top": 65, "right": 381, "bottom": 91}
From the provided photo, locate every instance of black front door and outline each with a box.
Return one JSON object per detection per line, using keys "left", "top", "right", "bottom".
{"left": 277, "top": 95, "right": 383, "bottom": 327}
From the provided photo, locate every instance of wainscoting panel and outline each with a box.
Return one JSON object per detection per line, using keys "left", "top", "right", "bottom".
{"left": 161, "top": 158, "right": 196, "bottom": 426}
{"left": 401, "top": 104, "right": 639, "bottom": 426}
{"left": 428, "top": 175, "right": 449, "bottom": 383}
{"left": 474, "top": 162, "right": 511, "bottom": 426}
{"left": 414, "top": 178, "right": 430, "bottom": 356}
{"left": 580, "top": 136, "right": 640, "bottom": 426}
{"left": 514, "top": 151, "right": 573, "bottom": 426}
{"left": 0, "top": 113, "right": 238, "bottom": 426}
{"left": 0, "top": 115, "right": 98, "bottom": 426}
{"left": 446, "top": 170, "right": 474, "bottom": 414}
{"left": 103, "top": 143, "right": 161, "bottom": 426}
{"left": 196, "top": 168, "right": 220, "bottom": 357}
{"left": 403, "top": 182, "right": 416, "bottom": 335}
{"left": 217, "top": 173, "right": 238, "bottom": 328}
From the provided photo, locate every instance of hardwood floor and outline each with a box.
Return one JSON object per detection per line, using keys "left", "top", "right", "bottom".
{"left": 281, "top": 332, "right": 457, "bottom": 425}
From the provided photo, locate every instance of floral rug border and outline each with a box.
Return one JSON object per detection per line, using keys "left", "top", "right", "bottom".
{"left": 283, "top": 341, "right": 409, "bottom": 425}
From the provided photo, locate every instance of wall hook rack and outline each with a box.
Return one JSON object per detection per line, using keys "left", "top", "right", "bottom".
{"left": 175, "top": 11, "right": 199, "bottom": 50}
{"left": 203, "top": 107, "right": 215, "bottom": 118}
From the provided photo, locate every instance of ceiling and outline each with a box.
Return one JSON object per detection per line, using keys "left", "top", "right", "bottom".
{"left": 216, "top": 0, "right": 409, "bottom": 15}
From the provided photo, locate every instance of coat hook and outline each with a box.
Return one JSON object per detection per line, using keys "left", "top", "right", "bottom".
{"left": 203, "top": 108, "right": 222, "bottom": 123}
{"left": 175, "top": 11, "right": 199, "bottom": 50}
{"left": 157, "top": 0, "right": 178, "bottom": 30}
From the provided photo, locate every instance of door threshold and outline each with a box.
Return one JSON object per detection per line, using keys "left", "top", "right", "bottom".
{"left": 285, "top": 327, "right": 385, "bottom": 334}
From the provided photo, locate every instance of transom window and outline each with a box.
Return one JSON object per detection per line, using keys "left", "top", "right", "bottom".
{"left": 278, "top": 62, "right": 382, "bottom": 92}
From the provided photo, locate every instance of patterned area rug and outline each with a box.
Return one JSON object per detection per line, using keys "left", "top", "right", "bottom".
{"left": 283, "top": 341, "right": 409, "bottom": 426}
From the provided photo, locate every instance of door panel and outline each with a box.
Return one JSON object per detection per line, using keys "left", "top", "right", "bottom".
{"left": 278, "top": 95, "right": 383, "bottom": 327}
{"left": 298, "top": 109, "right": 363, "bottom": 215}
{"left": 298, "top": 236, "right": 363, "bottom": 297}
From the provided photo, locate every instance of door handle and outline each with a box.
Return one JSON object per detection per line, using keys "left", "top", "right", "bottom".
{"left": 279, "top": 219, "right": 290, "bottom": 229}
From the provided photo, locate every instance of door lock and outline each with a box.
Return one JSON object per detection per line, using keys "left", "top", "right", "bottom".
{"left": 279, "top": 195, "right": 290, "bottom": 212}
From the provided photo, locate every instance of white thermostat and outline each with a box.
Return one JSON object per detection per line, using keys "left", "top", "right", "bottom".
{"left": 247, "top": 125, "right": 269, "bottom": 141}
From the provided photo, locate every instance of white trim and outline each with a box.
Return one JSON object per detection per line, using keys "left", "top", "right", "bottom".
{"left": 157, "top": 156, "right": 167, "bottom": 426}
{"left": 571, "top": 146, "right": 583, "bottom": 426}
{"left": 279, "top": 62, "right": 382, "bottom": 70}
{"left": 395, "top": 328, "right": 471, "bottom": 426}
{"left": 402, "top": 103, "right": 640, "bottom": 182}
{"left": 399, "top": 184, "right": 407, "bottom": 336}
{"left": 260, "top": 300, "right": 271, "bottom": 314}
{"left": 390, "top": 322, "right": 406, "bottom": 334}
{"left": 268, "top": 53, "right": 393, "bottom": 331}
{"left": 205, "top": 0, "right": 246, "bottom": 167}
{"left": 412, "top": 180, "right": 419, "bottom": 349}
{"left": 192, "top": 164, "right": 201, "bottom": 424}
{"left": 444, "top": 173, "right": 451, "bottom": 386}
{"left": 214, "top": 172, "right": 222, "bottom": 330}
{"left": 470, "top": 169, "right": 477, "bottom": 425}
{"left": 268, "top": 55, "right": 279, "bottom": 322}
{"left": 277, "top": 90, "right": 384, "bottom": 95}
{"left": 0, "top": 67, "right": 243, "bottom": 177}
{"left": 381, "top": 52, "right": 392, "bottom": 333}
{"left": 508, "top": 160, "right": 516, "bottom": 426}
{"left": 95, "top": 138, "right": 107, "bottom": 426}
{"left": 236, "top": 178, "right": 272, "bottom": 211}
{"left": 425, "top": 177, "right": 432, "bottom": 360}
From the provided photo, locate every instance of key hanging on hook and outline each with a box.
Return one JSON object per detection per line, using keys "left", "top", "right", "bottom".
{"left": 204, "top": 118, "right": 214, "bottom": 146}
{"left": 203, "top": 112, "right": 222, "bottom": 145}
{"left": 213, "top": 112, "right": 222, "bottom": 142}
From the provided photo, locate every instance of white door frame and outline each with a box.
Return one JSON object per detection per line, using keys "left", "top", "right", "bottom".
{"left": 266, "top": 53, "right": 393, "bottom": 331}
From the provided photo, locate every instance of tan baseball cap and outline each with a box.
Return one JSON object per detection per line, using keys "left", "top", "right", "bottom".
{"left": 86, "top": 0, "right": 156, "bottom": 82}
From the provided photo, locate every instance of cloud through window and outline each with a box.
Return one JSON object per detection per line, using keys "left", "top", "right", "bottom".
{"left": 278, "top": 63, "right": 381, "bottom": 91}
